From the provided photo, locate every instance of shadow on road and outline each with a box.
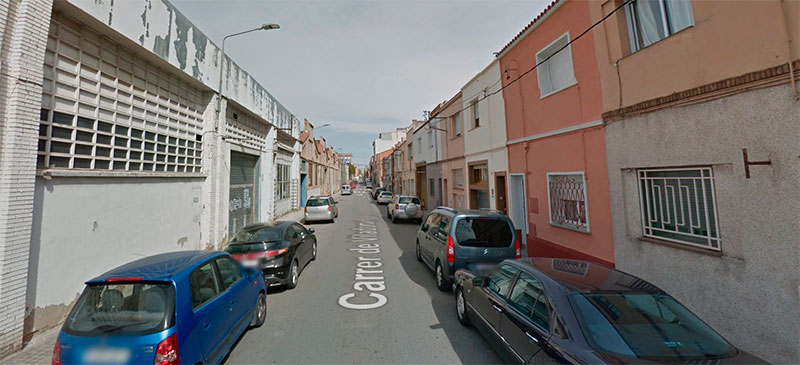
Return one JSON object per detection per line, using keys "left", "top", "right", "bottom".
{"left": 373, "top": 200, "right": 501, "bottom": 364}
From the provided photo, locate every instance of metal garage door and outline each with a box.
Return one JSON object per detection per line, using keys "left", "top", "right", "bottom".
{"left": 38, "top": 13, "right": 205, "bottom": 172}
{"left": 229, "top": 152, "right": 259, "bottom": 235}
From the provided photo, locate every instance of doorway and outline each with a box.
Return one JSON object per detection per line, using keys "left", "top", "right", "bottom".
{"left": 508, "top": 173, "right": 527, "bottom": 249}
{"left": 495, "top": 173, "right": 507, "bottom": 215}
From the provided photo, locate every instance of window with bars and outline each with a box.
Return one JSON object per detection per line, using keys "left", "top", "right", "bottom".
{"left": 547, "top": 172, "right": 589, "bottom": 233}
{"left": 276, "top": 164, "right": 291, "bottom": 201}
{"left": 38, "top": 17, "right": 205, "bottom": 173}
{"left": 637, "top": 167, "right": 720, "bottom": 250}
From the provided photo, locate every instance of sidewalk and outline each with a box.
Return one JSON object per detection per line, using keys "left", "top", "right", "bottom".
{"left": 0, "top": 326, "right": 59, "bottom": 365}
{"left": 0, "top": 197, "right": 335, "bottom": 364}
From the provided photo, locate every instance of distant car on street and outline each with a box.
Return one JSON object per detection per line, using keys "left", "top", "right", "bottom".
{"left": 365, "top": 182, "right": 373, "bottom": 189}
{"left": 53, "top": 251, "right": 267, "bottom": 365}
{"left": 454, "top": 258, "right": 766, "bottom": 364}
{"left": 304, "top": 196, "right": 338, "bottom": 223}
{"left": 349, "top": 182, "right": 356, "bottom": 189}
{"left": 372, "top": 187, "right": 385, "bottom": 200}
{"left": 226, "top": 221, "right": 317, "bottom": 288}
{"left": 417, "top": 207, "right": 520, "bottom": 291}
{"left": 386, "top": 195, "right": 424, "bottom": 223}
{"left": 341, "top": 185, "right": 352, "bottom": 195}
{"left": 376, "top": 191, "right": 393, "bottom": 205}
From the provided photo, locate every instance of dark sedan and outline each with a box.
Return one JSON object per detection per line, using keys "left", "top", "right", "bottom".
{"left": 225, "top": 221, "right": 317, "bottom": 289}
{"left": 454, "top": 258, "right": 765, "bottom": 364}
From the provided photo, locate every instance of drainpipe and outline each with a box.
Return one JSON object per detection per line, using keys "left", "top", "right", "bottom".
{"left": 780, "top": 0, "right": 799, "bottom": 99}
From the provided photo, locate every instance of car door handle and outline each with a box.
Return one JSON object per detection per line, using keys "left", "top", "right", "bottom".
{"left": 492, "top": 304, "right": 503, "bottom": 313}
{"left": 526, "top": 332, "right": 539, "bottom": 344}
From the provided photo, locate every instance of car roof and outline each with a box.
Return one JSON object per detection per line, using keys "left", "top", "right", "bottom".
{"left": 238, "top": 221, "right": 293, "bottom": 232}
{"left": 509, "top": 258, "right": 664, "bottom": 294}
{"left": 432, "top": 207, "right": 507, "bottom": 217}
{"left": 308, "top": 195, "right": 331, "bottom": 200}
{"left": 87, "top": 250, "right": 220, "bottom": 283}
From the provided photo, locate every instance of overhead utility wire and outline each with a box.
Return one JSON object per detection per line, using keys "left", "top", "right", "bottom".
{"left": 428, "top": 0, "right": 634, "bottom": 122}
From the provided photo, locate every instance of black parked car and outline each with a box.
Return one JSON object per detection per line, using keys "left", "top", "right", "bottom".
{"left": 417, "top": 207, "right": 520, "bottom": 291}
{"left": 225, "top": 221, "right": 317, "bottom": 289}
{"left": 454, "top": 258, "right": 765, "bottom": 364}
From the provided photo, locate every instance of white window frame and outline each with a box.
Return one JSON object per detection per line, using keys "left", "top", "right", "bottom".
{"left": 637, "top": 167, "right": 721, "bottom": 251}
{"left": 453, "top": 112, "right": 462, "bottom": 137}
{"left": 546, "top": 171, "right": 590, "bottom": 233}
{"left": 625, "top": 0, "right": 695, "bottom": 53}
{"left": 535, "top": 32, "right": 578, "bottom": 99}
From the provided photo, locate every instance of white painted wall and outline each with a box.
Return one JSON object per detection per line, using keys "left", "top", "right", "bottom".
{"left": 28, "top": 176, "right": 203, "bottom": 332}
{"left": 462, "top": 60, "right": 507, "bottom": 158}
{"left": 411, "top": 122, "right": 440, "bottom": 166}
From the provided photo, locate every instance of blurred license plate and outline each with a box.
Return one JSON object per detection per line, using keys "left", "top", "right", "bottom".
{"left": 84, "top": 347, "right": 131, "bottom": 363}
{"left": 242, "top": 259, "right": 259, "bottom": 268}
{"left": 471, "top": 263, "right": 496, "bottom": 272}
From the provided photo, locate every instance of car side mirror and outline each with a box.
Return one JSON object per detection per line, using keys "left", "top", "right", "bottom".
{"left": 243, "top": 266, "right": 259, "bottom": 278}
{"left": 472, "top": 277, "right": 484, "bottom": 287}
{"left": 308, "top": 228, "right": 315, "bottom": 234}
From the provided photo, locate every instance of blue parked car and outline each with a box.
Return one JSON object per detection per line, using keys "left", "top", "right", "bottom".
{"left": 52, "top": 251, "right": 267, "bottom": 365}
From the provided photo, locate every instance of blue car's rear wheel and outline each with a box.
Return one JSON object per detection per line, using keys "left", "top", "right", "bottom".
{"left": 251, "top": 292, "right": 267, "bottom": 328}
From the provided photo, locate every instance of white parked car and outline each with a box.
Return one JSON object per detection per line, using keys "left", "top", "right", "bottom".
{"left": 386, "top": 195, "right": 424, "bottom": 223}
{"left": 341, "top": 185, "right": 352, "bottom": 195}
{"left": 304, "top": 196, "right": 338, "bottom": 223}
{"left": 376, "top": 191, "right": 393, "bottom": 205}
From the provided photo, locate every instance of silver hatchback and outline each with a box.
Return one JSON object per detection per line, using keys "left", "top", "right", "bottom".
{"left": 304, "top": 196, "right": 338, "bottom": 223}
{"left": 386, "top": 195, "right": 424, "bottom": 223}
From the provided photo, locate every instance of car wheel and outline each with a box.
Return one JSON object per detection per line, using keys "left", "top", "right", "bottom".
{"left": 311, "top": 241, "right": 317, "bottom": 261}
{"left": 286, "top": 260, "right": 299, "bottom": 289}
{"left": 251, "top": 292, "right": 267, "bottom": 328}
{"left": 415, "top": 240, "right": 422, "bottom": 262}
{"left": 387, "top": 209, "right": 390, "bottom": 219}
{"left": 456, "top": 287, "right": 471, "bottom": 327}
{"left": 435, "top": 261, "right": 450, "bottom": 291}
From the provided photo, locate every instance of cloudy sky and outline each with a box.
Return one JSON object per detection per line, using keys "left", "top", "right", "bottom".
{"left": 171, "top": 0, "right": 550, "bottom": 165}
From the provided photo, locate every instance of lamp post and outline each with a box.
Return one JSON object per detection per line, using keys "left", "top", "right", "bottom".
{"left": 215, "top": 23, "right": 280, "bottom": 128}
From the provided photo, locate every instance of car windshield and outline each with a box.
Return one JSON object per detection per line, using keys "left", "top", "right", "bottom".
{"left": 307, "top": 199, "right": 329, "bottom": 207}
{"left": 64, "top": 282, "right": 174, "bottom": 336}
{"left": 570, "top": 293, "right": 737, "bottom": 360}
{"left": 454, "top": 217, "right": 513, "bottom": 247}
{"left": 399, "top": 197, "right": 420, "bottom": 204}
{"left": 230, "top": 227, "right": 281, "bottom": 243}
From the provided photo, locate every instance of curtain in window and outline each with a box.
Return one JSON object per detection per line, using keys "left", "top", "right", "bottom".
{"left": 665, "top": 0, "right": 693, "bottom": 33}
{"left": 634, "top": 0, "right": 666, "bottom": 48}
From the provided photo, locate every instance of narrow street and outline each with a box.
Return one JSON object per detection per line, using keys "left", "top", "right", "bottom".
{"left": 224, "top": 188, "right": 501, "bottom": 364}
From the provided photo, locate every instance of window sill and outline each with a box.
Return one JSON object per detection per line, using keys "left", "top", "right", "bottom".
{"left": 637, "top": 236, "right": 722, "bottom": 257}
{"left": 539, "top": 80, "right": 578, "bottom": 99}
{"left": 37, "top": 169, "right": 207, "bottom": 179}
{"left": 549, "top": 222, "right": 591, "bottom": 235}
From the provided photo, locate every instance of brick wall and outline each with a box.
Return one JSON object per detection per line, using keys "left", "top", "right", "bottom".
{"left": 0, "top": 0, "right": 54, "bottom": 357}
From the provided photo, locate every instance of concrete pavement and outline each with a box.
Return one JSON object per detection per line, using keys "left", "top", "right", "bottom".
{"left": 224, "top": 188, "right": 500, "bottom": 363}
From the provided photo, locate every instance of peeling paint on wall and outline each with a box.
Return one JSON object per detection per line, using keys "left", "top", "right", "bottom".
{"left": 68, "top": 0, "right": 297, "bottom": 133}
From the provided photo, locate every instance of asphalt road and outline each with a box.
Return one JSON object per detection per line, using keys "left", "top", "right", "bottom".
{"left": 224, "top": 187, "right": 501, "bottom": 364}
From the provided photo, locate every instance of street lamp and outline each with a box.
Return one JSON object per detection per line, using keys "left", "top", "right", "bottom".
{"left": 215, "top": 23, "right": 280, "bottom": 129}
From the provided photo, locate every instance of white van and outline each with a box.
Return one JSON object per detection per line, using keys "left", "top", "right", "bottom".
{"left": 341, "top": 185, "right": 352, "bottom": 195}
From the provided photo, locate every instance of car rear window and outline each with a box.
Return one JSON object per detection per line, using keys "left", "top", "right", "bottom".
{"left": 64, "top": 282, "right": 175, "bottom": 336}
{"left": 307, "top": 198, "right": 329, "bottom": 207}
{"left": 381, "top": 192, "right": 393, "bottom": 196}
{"left": 230, "top": 227, "right": 281, "bottom": 243}
{"left": 570, "top": 293, "right": 737, "bottom": 360}
{"left": 399, "top": 197, "right": 420, "bottom": 204}
{"left": 454, "top": 217, "right": 513, "bottom": 248}
{"left": 225, "top": 241, "right": 284, "bottom": 254}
